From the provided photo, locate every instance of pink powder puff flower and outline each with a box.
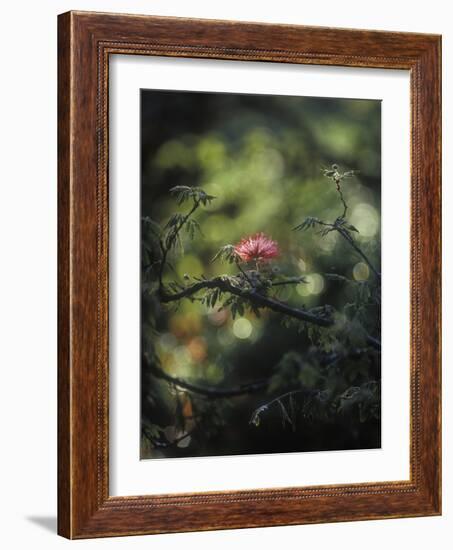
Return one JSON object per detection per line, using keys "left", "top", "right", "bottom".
{"left": 234, "top": 232, "right": 279, "bottom": 263}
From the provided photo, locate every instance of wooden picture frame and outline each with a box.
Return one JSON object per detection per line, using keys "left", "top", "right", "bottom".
{"left": 58, "top": 10, "right": 441, "bottom": 539}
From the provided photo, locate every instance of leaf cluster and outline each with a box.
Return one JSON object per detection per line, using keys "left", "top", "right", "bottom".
{"left": 170, "top": 185, "right": 216, "bottom": 206}
{"left": 211, "top": 244, "right": 240, "bottom": 264}
{"left": 322, "top": 163, "right": 359, "bottom": 182}
{"left": 336, "top": 380, "right": 380, "bottom": 422}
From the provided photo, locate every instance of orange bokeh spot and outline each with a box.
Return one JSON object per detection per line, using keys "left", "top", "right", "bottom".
{"left": 187, "top": 337, "right": 207, "bottom": 362}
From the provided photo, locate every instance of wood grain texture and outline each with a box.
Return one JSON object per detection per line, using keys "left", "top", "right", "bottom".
{"left": 57, "top": 10, "right": 441, "bottom": 539}
{"left": 57, "top": 11, "right": 71, "bottom": 538}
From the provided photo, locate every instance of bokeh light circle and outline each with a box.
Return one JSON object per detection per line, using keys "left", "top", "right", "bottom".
{"left": 233, "top": 318, "right": 253, "bottom": 339}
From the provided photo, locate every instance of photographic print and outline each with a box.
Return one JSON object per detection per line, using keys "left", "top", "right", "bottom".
{"left": 58, "top": 13, "right": 441, "bottom": 537}
{"left": 140, "top": 90, "right": 381, "bottom": 459}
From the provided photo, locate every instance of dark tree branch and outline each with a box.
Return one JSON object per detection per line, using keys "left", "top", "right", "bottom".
{"left": 145, "top": 358, "right": 268, "bottom": 398}
{"left": 271, "top": 278, "right": 306, "bottom": 287}
{"left": 143, "top": 426, "right": 196, "bottom": 449}
{"left": 159, "top": 276, "right": 380, "bottom": 348}
{"left": 145, "top": 345, "right": 379, "bottom": 401}
{"left": 160, "top": 276, "right": 333, "bottom": 327}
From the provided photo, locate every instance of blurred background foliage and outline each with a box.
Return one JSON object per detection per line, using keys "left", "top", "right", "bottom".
{"left": 141, "top": 90, "right": 381, "bottom": 459}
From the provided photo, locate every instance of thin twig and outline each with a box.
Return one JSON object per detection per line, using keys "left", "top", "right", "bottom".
{"left": 236, "top": 262, "right": 254, "bottom": 286}
{"left": 335, "top": 179, "right": 348, "bottom": 218}
{"left": 336, "top": 227, "right": 381, "bottom": 280}
{"left": 250, "top": 388, "right": 319, "bottom": 426}
{"left": 310, "top": 219, "right": 380, "bottom": 280}
{"left": 159, "top": 199, "right": 201, "bottom": 288}
{"left": 271, "top": 278, "right": 306, "bottom": 287}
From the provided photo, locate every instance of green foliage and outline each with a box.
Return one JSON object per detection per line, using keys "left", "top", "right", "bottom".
{"left": 170, "top": 185, "right": 216, "bottom": 206}
{"left": 140, "top": 92, "right": 381, "bottom": 458}
{"left": 321, "top": 164, "right": 359, "bottom": 181}
{"left": 185, "top": 218, "right": 202, "bottom": 239}
{"left": 268, "top": 351, "right": 321, "bottom": 393}
{"left": 201, "top": 288, "right": 223, "bottom": 309}
{"left": 143, "top": 175, "right": 380, "bottom": 453}
{"left": 211, "top": 244, "right": 239, "bottom": 265}
{"left": 293, "top": 216, "right": 322, "bottom": 231}
{"left": 219, "top": 294, "right": 248, "bottom": 319}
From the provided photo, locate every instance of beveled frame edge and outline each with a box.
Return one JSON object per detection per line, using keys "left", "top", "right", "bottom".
{"left": 57, "top": 10, "right": 441, "bottom": 539}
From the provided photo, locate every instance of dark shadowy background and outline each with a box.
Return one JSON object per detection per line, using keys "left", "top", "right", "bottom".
{"left": 140, "top": 90, "right": 381, "bottom": 459}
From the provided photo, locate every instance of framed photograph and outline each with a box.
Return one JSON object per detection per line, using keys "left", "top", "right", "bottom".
{"left": 58, "top": 11, "right": 441, "bottom": 538}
